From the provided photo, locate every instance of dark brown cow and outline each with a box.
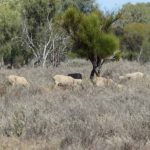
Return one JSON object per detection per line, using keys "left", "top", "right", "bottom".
{"left": 68, "top": 73, "right": 82, "bottom": 79}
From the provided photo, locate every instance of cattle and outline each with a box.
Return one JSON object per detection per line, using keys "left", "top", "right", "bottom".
{"left": 68, "top": 73, "right": 82, "bottom": 79}
{"left": 93, "top": 76, "right": 114, "bottom": 87}
{"left": 93, "top": 76, "right": 123, "bottom": 89}
{"left": 7, "top": 75, "right": 30, "bottom": 87}
{"left": 119, "top": 72, "right": 144, "bottom": 81}
{"left": 53, "top": 75, "right": 82, "bottom": 87}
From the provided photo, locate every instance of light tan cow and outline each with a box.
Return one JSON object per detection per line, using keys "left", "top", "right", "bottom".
{"left": 93, "top": 76, "right": 124, "bottom": 89}
{"left": 119, "top": 72, "right": 144, "bottom": 81}
{"left": 93, "top": 76, "right": 114, "bottom": 87}
{"left": 7, "top": 75, "right": 30, "bottom": 87}
{"left": 53, "top": 75, "right": 82, "bottom": 87}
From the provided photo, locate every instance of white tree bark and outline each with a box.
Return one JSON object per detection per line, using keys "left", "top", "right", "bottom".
{"left": 23, "top": 18, "right": 67, "bottom": 67}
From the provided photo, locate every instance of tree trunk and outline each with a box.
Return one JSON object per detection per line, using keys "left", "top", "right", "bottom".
{"left": 90, "top": 56, "right": 102, "bottom": 79}
{"left": 90, "top": 67, "right": 96, "bottom": 80}
{"left": 0, "top": 56, "right": 4, "bottom": 69}
{"left": 42, "top": 58, "right": 46, "bottom": 68}
{"left": 96, "top": 57, "right": 101, "bottom": 77}
{"left": 137, "top": 48, "right": 143, "bottom": 63}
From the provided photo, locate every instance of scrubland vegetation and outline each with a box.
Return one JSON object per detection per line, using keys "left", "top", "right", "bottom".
{"left": 0, "top": 0, "right": 150, "bottom": 149}
{"left": 0, "top": 59, "right": 150, "bottom": 149}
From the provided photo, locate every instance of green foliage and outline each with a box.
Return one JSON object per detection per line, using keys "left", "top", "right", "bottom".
{"left": 67, "top": 51, "right": 79, "bottom": 59}
{"left": 0, "top": 2, "right": 22, "bottom": 62}
{"left": 58, "top": 0, "right": 96, "bottom": 12}
{"left": 62, "top": 7, "right": 119, "bottom": 60}
{"left": 113, "top": 50, "right": 122, "bottom": 61}
{"left": 121, "top": 23, "right": 150, "bottom": 61}
{"left": 0, "top": 0, "right": 97, "bottom": 67}
{"left": 96, "top": 33, "right": 119, "bottom": 58}
{"left": 140, "top": 38, "right": 150, "bottom": 62}
{"left": 72, "top": 0, "right": 96, "bottom": 12}
{"left": 62, "top": 7, "right": 83, "bottom": 37}
{"left": 115, "top": 2, "right": 150, "bottom": 62}
{"left": 121, "top": 3, "right": 150, "bottom": 25}
{"left": 22, "top": 0, "right": 55, "bottom": 38}
{"left": 124, "top": 23, "right": 150, "bottom": 36}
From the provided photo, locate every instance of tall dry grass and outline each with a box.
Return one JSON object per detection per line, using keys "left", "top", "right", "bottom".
{"left": 0, "top": 59, "right": 150, "bottom": 150}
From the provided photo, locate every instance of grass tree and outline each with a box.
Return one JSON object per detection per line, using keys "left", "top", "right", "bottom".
{"left": 62, "top": 7, "right": 120, "bottom": 79}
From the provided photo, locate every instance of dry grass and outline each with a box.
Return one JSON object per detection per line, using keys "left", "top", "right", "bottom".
{"left": 0, "top": 59, "right": 150, "bottom": 150}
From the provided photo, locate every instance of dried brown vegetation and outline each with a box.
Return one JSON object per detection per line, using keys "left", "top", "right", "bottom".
{"left": 0, "top": 59, "right": 150, "bottom": 150}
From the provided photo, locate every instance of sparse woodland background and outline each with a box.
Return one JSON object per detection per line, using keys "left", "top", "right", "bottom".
{"left": 0, "top": 0, "right": 150, "bottom": 68}
{"left": 0, "top": 0, "right": 150, "bottom": 149}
